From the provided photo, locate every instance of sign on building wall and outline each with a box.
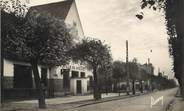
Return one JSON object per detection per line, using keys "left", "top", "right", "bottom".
{"left": 61, "top": 65, "right": 86, "bottom": 71}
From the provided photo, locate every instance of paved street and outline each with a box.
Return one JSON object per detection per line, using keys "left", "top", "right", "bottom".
{"left": 66, "top": 88, "right": 177, "bottom": 111}
{"left": 2, "top": 93, "right": 128, "bottom": 111}
{"left": 1, "top": 88, "right": 177, "bottom": 111}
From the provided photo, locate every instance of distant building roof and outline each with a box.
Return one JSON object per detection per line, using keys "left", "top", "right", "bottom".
{"left": 28, "top": 0, "right": 73, "bottom": 20}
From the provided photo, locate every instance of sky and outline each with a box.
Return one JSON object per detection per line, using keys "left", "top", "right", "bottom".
{"left": 28, "top": 0, "right": 174, "bottom": 78}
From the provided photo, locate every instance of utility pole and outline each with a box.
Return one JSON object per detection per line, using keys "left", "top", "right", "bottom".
{"left": 126, "top": 40, "right": 130, "bottom": 95}
{"left": 148, "top": 58, "right": 150, "bottom": 64}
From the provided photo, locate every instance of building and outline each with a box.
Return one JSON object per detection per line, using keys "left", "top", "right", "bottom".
{"left": 50, "top": 61, "right": 93, "bottom": 96}
{"left": 3, "top": 0, "right": 93, "bottom": 99}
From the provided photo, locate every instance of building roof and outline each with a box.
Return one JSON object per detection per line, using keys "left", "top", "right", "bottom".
{"left": 27, "top": 0, "right": 85, "bottom": 38}
{"left": 28, "top": 0, "right": 73, "bottom": 20}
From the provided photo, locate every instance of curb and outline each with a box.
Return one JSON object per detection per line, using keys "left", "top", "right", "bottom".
{"left": 165, "top": 99, "right": 175, "bottom": 111}
{"left": 165, "top": 88, "right": 179, "bottom": 111}
{"left": 75, "top": 92, "right": 149, "bottom": 108}
{"left": 77, "top": 95, "right": 137, "bottom": 107}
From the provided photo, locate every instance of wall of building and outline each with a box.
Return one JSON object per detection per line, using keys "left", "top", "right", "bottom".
{"left": 3, "top": 59, "right": 50, "bottom": 89}
{"left": 65, "top": 1, "right": 84, "bottom": 40}
{"left": 70, "top": 78, "right": 89, "bottom": 95}
{"left": 61, "top": 61, "right": 93, "bottom": 77}
{"left": 4, "top": 59, "right": 14, "bottom": 88}
{"left": 50, "top": 61, "right": 93, "bottom": 96}
{"left": 49, "top": 66, "right": 65, "bottom": 96}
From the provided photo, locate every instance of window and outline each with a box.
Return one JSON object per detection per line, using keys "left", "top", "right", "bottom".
{"left": 61, "top": 69, "right": 64, "bottom": 75}
{"left": 71, "top": 71, "right": 79, "bottom": 78}
{"left": 80, "top": 72, "right": 85, "bottom": 78}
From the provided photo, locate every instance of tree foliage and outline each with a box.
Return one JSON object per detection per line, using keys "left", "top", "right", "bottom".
{"left": 151, "top": 74, "right": 177, "bottom": 90}
{"left": 0, "top": 0, "right": 27, "bottom": 17}
{"left": 138, "top": 68, "right": 149, "bottom": 81}
{"left": 70, "top": 37, "right": 112, "bottom": 100}
{"left": 1, "top": 0, "right": 27, "bottom": 56}
{"left": 112, "top": 59, "right": 148, "bottom": 82}
{"left": 98, "top": 63, "right": 112, "bottom": 93}
{"left": 129, "top": 58, "right": 139, "bottom": 80}
{"left": 70, "top": 37, "right": 112, "bottom": 69}
{"left": 112, "top": 61, "right": 126, "bottom": 80}
{"left": 4, "top": 10, "right": 73, "bottom": 66}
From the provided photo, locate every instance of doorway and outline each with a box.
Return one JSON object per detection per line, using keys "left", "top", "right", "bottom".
{"left": 63, "top": 69, "right": 70, "bottom": 89}
{"left": 13, "top": 64, "right": 33, "bottom": 88}
{"left": 76, "top": 80, "right": 82, "bottom": 94}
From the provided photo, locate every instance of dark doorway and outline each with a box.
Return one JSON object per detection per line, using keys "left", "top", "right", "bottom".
{"left": 76, "top": 80, "right": 82, "bottom": 94}
{"left": 41, "top": 68, "right": 48, "bottom": 87}
{"left": 71, "top": 71, "right": 79, "bottom": 78}
{"left": 14, "top": 64, "right": 33, "bottom": 88}
{"left": 63, "top": 69, "right": 70, "bottom": 89}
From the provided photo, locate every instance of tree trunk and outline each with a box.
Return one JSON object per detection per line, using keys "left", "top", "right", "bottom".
{"left": 132, "top": 80, "right": 135, "bottom": 95}
{"left": 0, "top": 11, "right": 1, "bottom": 107}
{"left": 93, "top": 67, "right": 101, "bottom": 100}
{"left": 149, "top": 79, "right": 152, "bottom": 92}
{"left": 105, "top": 78, "right": 108, "bottom": 95}
{"left": 0, "top": 10, "right": 2, "bottom": 107}
{"left": 175, "top": 0, "right": 184, "bottom": 98}
{"left": 0, "top": 51, "right": 4, "bottom": 106}
{"left": 180, "top": 35, "right": 184, "bottom": 98}
{"left": 139, "top": 80, "right": 143, "bottom": 93}
{"left": 31, "top": 60, "right": 46, "bottom": 108}
{"left": 113, "top": 81, "right": 118, "bottom": 92}
{"left": 178, "top": 78, "right": 183, "bottom": 96}
{"left": 126, "top": 79, "right": 130, "bottom": 95}
{"left": 118, "top": 79, "right": 121, "bottom": 96}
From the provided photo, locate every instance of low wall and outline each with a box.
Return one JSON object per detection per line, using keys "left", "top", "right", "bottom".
{"left": 4, "top": 88, "right": 38, "bottom": 100}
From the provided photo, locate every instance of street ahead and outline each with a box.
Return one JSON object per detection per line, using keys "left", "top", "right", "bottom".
{"left": 66, "top": 88, "right": 177, "bottom": 111}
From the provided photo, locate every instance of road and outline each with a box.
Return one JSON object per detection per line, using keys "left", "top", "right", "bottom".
{"left": 66, "top": 88, "right": 177, "bottom": 111}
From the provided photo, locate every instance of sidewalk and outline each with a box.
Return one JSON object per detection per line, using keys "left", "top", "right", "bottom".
{"left": 1, "top": 92, "right": 144, "bottom": 111}
{"left": 166, "top": 90, "right": 184, "bottom": 111}
{"left": 14, "top": 93, "right": 125, "bottom": 105}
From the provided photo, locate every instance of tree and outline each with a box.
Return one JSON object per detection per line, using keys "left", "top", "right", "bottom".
{"left": 112, "top": 61, "right": 126, "bottom": 94}
{"left": 150, "top": 74, "right": 176, "bottom": 90}
{"left": 0, "top": 0, "right": 27, "bottom": 17}
{"left": 137, "top": 0, "right": 184, "bottom": 97}
{"left": 98, "top": 63, "right": 112, "bottom": 95}
{"left": 70, "top": 38, "right": 112, "bottom": 100}
{"left": 138, "top": 68, "right": 149, "bottom": 93}
{"left": 129, "top": 58, "right": 139, "bottom": 95}
{"left": 2, "top": 10, "right": 73, "bottom": 108}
